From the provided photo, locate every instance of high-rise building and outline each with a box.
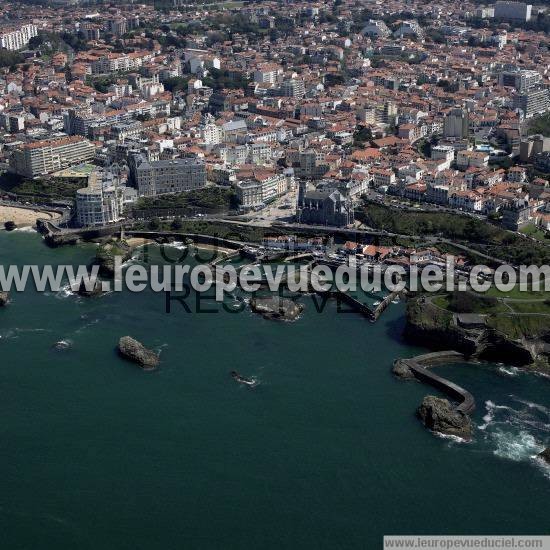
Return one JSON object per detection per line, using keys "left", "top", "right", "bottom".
{"left": 280, "top": 78, "right": 305, "bottom": 99}
{"left": 9, "top": 137, "right": 96, "bottom": 178}
{"left": 513, "top": 89, "right": 550, "bottom": 119}
{"left": 0, "top": 24, "right": 38, "bottom": 51}
{"left": 494, "top": 1, "right": 532, "bottom": 22}
{"left": 133, "top": 156, "right": 207, "bottom": 196}
{"left": 443, "top": 108, "right": 469, "bottom": 139}
{"left": 498, "top": 68, "right": 542, "bottom": 92}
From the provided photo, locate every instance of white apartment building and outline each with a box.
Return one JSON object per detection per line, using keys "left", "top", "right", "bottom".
{"left": 200, "top": 123, "right": 224, "bottom": 145}
{"left": 253, "top": 64, "right": 281, "bottom": 85}
{"left": 9, "top": 136, "right": 96, "bottom": 178}
{"left": 431, "top": 145, "right": 455, "bottom": 170}
{"left": 456, "top": 150, "right": 489, "bottom": 170}
{"left": 76, "top": 170, "right": 126, "bottom": 227}
{"left": 235, "top": 171, "right": 287, "bottom": 210}
{"left": 91, "top": 52, "right": 147, "bottom": 74}
{"left": 0, "top": 24, "right": 37, "bottom": 51}
{"left": 371, "top": 168, "right": 396, "bottom": 188}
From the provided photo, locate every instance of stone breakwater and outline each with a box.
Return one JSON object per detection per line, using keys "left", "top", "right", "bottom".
{"left": 393, "top": 351, "right": 474, "bottom": 439}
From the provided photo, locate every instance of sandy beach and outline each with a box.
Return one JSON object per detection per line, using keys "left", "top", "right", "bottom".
{"left": 0, "top": 206, "right": 61, "bottom": 228}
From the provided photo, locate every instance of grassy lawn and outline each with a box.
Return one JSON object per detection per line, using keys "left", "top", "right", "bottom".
{"left": 432, "top": 292, "right": 508, "bottom": 314}
{"left": 508, "top": 301, "right": 550, "bottom": 314}
{"left": 520, "top": 224, "right": 548, "bottom": 241}
{"left": 485, "top": 285, "right": 549, "bottom": 300}
{"left": 487, "top": 315, "right": 550, "bottom": 339}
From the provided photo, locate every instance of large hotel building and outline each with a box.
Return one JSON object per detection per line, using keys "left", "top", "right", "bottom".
{"left": 9, "top": 136, "right": 96, "bottom": 178}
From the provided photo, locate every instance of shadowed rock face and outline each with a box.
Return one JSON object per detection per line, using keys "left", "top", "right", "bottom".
{"left": 538, "top": 448, "right": 550, "bottom": 465}
{"left": 0, "top": 292, "right": 9, "bottom": 307}
{"left": 250, "top": 297, "right": 303, "bottom": 321}
{"left": 417, "top": 395, "right": 472, "bottom": 440}
{"left": 118, "top": 336, "right": 159, "bottom": 370}
{"left": 77, "top": 280, "right": 105, "bottom": 298}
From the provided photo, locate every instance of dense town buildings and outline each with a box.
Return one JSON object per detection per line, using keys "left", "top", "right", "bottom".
{"left": 0, "top": 0, "right": 547, "bottom": 229}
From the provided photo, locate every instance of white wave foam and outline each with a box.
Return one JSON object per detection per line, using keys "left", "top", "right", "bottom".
{"left": 12, "top": 226, "right": 37, "bottom": 233}
{"left": 478, "top": 400, "right": 496, "bottom": 431}
{"left": 433, "top": 431, "right": 469, "bottom": 444}
{"left": 166, "top": 241, "right": 187, "bottom": 251}
{"left": 493, "top": 429, "right": 544, "bottom": 461}
{"left": 511, "top": 397, "right": 550, "bottom": 416}
{"left": 498, "top": 366, "right": 520, "bottom": 377}
{"left": 56, "top": 284, "right": 75, "bottom": 299}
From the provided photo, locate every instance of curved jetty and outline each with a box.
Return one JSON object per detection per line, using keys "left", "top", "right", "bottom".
{"left": 393, "top": 351, "right": 475, "bottom": 439}
{"left": 393, "top": 351, "right": 474, "bottom": 414}
{"left": 118, "top": 336, "right": 159, "bottom": 370}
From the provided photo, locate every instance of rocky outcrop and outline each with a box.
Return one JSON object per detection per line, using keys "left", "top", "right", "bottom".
{"left": 53, "top": 340, "right": 72, "bottom": 351}
{"left": 538, "top": 448, "right": 550, "bottom": 465}
{"left": 77, "top": 279, "right": 106, "bottom": 298}
{"left": 94, "top": 240, "right": 131, "bottom": 278}
{"left": 250, "top": 296, "right": 303, "bottom": 321}
{"left": 417, "top": 395, "right": 472, "bottom": 439}
{"left": 118, "top": 336, "right": 159, "bottom": 370}
{"left": 392, "top": 359, "right": 415, "bottom": 379}
{"left": 0, "top": 292, "right": 9, "bottom": 307}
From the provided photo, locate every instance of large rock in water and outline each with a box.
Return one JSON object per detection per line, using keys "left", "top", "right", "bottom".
{"left": 250, "top": 296, "right": 303, "bottom": 321}
{"left": 538, "top": 448, "right": 550, "bottom": 465}
{"left": 392, "top": 359, "right": 415, "bottom": 379}
{"left": 94, "top": 240, "right": 131, "bottom": 278}
{"left": 417, "top": 395, "right": 472, "bottom": 439}
{"left": 118, "top": 336, "right": 159, "bottom": 370}
{"left": 0, "top": 292, "right": 9, "bottom": 307}
{"left": 77, "top": 279, "right": 105, "bottom": 298}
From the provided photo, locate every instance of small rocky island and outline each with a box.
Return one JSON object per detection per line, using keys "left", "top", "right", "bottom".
{"left": 95, "top": 240, "right": 132, "bottom": 278}
{"left": 118, "top": 336, "right": 159, "bottom": 370}
{"left": 417, "top": 396, "right": 472, "bottom": 440}
{"left": 538, "top": 448, "right": 550, "bottom": 465}
{"left": 250, "top": 296, "right": 303, "bottom": 321}
{"left": 0, "top": 291, "right": 9, "bottom": 307}
{"left": 77, "top": 279, "right": 106, "bottom": 298}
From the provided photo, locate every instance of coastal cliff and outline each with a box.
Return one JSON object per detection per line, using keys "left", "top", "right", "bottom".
{"left": 403, "top": 296, "right": 549, "bottom": 370}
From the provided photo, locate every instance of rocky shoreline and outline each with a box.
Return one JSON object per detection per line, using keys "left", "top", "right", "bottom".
{"left": 394, "top": 295, "right": 550, "bottom": 439}
{"left": 404, "top": 296, "right": 550, "bottom": 374}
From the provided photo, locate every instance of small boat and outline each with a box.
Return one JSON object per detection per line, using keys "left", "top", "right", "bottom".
{"left": 230, "top": 371, "right": 258, "bottom": 387}
{"left": 373, "top": 301, "right": 381, "bottom": 306}
{"left": 391, "top": 298, "right": 400, "bottom": 304}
